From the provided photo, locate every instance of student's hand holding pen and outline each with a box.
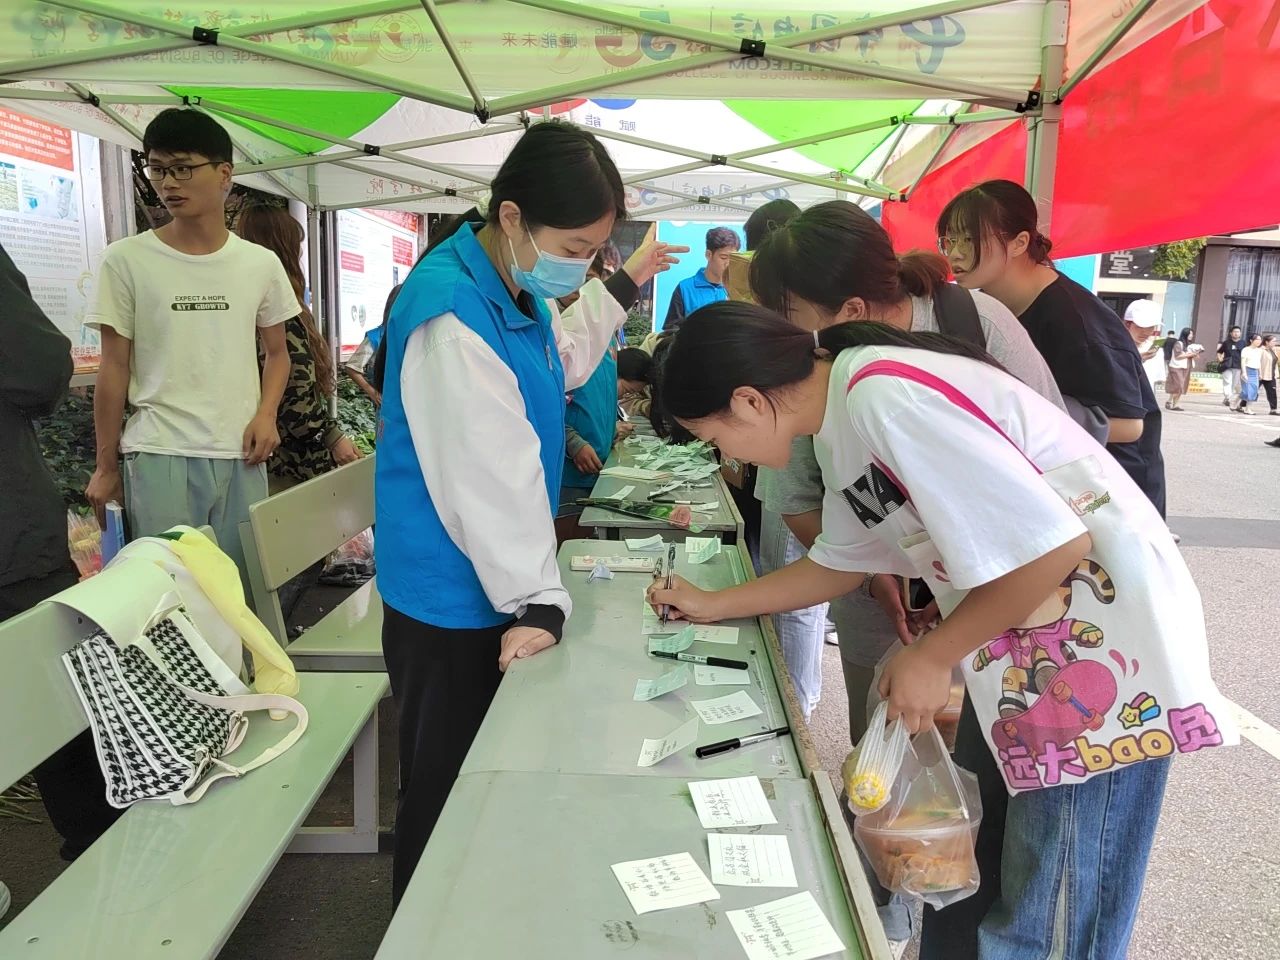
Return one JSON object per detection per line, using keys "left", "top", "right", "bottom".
{"left": 646, "top": 574, "right": 723, "bottom": 624}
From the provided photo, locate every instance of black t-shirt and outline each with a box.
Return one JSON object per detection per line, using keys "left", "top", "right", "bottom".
{"left": 1018, "top": 275, "right": 1166, "bottom": 517}
{"left": 1218, "top": 337, "right": 1244, "bottom": 370}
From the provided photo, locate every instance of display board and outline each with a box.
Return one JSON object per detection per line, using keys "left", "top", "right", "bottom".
{"left": 0, "top": 107, "right": 107, "bottom": 371}
{"left": 335, "top": 208, "right": 419, "bottom": 353}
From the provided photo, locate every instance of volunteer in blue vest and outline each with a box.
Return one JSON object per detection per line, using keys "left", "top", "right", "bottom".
{"left": 663, "top": 225, "right": 739, "bottom": 330}
{"left": 376, "top": 122, "right": 631, "bottom": 905}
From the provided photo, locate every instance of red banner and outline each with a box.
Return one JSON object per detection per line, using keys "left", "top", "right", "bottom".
{"left": 391, "top": 235, "right": 414, "bottom": 266}
{"left": 884, "top": 0, "right": 1280, "bottom": 258}
{"left": 339, "top": 250, "right": 365, "bottom": 273}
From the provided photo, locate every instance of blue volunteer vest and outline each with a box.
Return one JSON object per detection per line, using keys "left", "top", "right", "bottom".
{"left": 563, "top": 349, "right": 618, "bottom": 489}
{"left": 375, "top": 224, "right": 566, "bottom": 629}
{"left": 676, "top": 267, "right": 728, "bottom": 315}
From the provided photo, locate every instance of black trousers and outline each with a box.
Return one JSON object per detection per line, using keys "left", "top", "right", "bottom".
{"left": 381, "top": 602, "right": 506, "bottom": 905}
{"left": 1263, "top": 378, "right": 1278, "bottom": 412}
{"left": 0, "top": 562, "right": 123, "bottom": 860}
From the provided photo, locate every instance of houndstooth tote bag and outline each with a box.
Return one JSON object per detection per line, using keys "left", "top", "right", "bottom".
{"left": 53, "top": 557, "right": 307, "bottom": 808}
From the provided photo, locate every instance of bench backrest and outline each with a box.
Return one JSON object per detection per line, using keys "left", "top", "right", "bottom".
{"left": 241, "top": 454, "right": 375, "bottom": 642}
{"left": 0, "top": 602, "right": 94, "bottom": 794}
{"left": 0, "top": 525, "right": 218, "bottom": 793}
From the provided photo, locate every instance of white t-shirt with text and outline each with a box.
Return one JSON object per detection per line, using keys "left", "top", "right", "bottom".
{"left": 808, "top": 345, "right": 1164, "bottom": 591}
{"left": 88, "top": 230, "right": 297, "bottom": 458}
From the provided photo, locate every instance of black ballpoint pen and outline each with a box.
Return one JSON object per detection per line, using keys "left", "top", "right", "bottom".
{"left": 696, "top": 726, "right": 791, "bottom": 759}
{"left": 650, "top": 650, "right": 748, "bottom": 670}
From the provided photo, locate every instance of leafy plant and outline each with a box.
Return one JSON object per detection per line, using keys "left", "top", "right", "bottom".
{"left": 1152, "top": 238, "right": 1207, "bottom": 280}
{"left": 336, "top": 375, "right": 378, "bottom": 453}
{"left": 624, "top": 305, "right": 653, "bottom": 345}
{"left": 35, "top": 387, "right": 96, "bottom": 510}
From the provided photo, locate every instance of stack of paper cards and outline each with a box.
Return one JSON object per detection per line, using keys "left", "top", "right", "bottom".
{"left": 611, "top": 853, "right": 720, "bottom": 915}
{"left": 694, "top": 664, "right": 751, "bottom": 685}
{"left": 689, "top": 776, "right": 777, "bottom": 828}
{"left": 708, "top": 834, "right": 798, "bottom": 888}
{"left": 648, "top": 627, "right": 695, "bottom": 654}
{"left": 626, "top": 535, "right": 665, "bottom": 552}
{"left": 726, "top": 892, "right": 845, "bottom": 960}
{"left": 691, "top": 691, "right": 763, "bottom": 725}
{"left": 601, "top": 466, "right": 670, "bottom": 482}
{"left": 633, "top": 666, "right": 689, "bottom": 702}
{"left": 636, "top": 715, "right": 699, "bottom": 767}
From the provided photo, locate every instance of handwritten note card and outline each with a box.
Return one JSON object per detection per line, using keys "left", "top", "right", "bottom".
{"left": 694, "top": 625, "right": 739, "bottom": 645}
{"left": 685, "top": 537, "right": 722, "bottom": 564}
{"left": 694, "top": 664, "right": 751, "bottom": 686}
{"left": 626, "top": 535, "right": 665, "bottom": 552}
{"left": 634, "top": 666, "right": 689, "bottom": 701}
{"left": 607, "top": 484, "right": 637, "bottom": 501}
{"left": 636, "top": 715, "right": 699, "bottom": 767}
{"left": 691, "top": 691, "right": 763, "bottom": 725}
{"left": 611, "top": 852, "right": 720, "bottom": 915}
{"left": 688, "top": 776, "right": 777, "bottom": 828}
{"left": 708, "top": 834, "right": 798, "bottom": 888}
{"left": 726, "top": 891, "right": 845, "bottom": 960}
{"left": 648, "top": 626, "right": 695, "bottom": 654}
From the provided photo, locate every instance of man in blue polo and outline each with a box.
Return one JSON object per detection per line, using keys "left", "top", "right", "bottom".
{"left": 663, "top": 226, "right": 739, "bottom": 331}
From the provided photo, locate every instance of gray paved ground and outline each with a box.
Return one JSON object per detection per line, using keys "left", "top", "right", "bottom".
{"left": 2, "top": 388, "right": 1277, "bottom": 959}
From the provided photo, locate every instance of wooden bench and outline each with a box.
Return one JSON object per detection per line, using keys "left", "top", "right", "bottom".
{"left": 240, "top": 455, "right": 384, "bottom": 672}
{"left": 0, "top": 569, "right": 387, "bottom": 958}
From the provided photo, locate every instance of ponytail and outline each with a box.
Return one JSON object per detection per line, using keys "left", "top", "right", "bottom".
{"left": 651, "top": 301, "right": 1003, "bottom": 437}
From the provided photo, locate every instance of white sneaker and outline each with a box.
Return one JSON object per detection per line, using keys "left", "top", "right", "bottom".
{"left": 0, "top": 881, "right": 11, "bottom": 920}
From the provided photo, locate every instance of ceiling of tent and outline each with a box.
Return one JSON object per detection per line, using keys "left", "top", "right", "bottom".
{"left": 0, "top": 0, "right": 1208, "bottom": 219}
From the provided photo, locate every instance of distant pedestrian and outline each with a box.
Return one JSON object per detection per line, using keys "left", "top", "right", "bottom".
{"left": 1260, "top": 334, "right": 1279, "bottom": 415}
{"left": 1162, "top": 329, "right": 1177, "bottom": 365}
{"left": 1218, "top": 325, "right": 1244, "bottom": 409}
{"left": 1240, "top": 333, "right": 1264, "bottom": 415}
{"left": 1165, "top": 327, "right": 1200, "bottom": 411}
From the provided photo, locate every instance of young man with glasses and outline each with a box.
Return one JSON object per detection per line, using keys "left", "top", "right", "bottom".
{"left": 85, "top": 109, "right": 296, "bottom": 580}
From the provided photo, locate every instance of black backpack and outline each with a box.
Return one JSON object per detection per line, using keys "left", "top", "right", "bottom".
{"left": 930, "top": 281, "right": 986, "bottom": 350}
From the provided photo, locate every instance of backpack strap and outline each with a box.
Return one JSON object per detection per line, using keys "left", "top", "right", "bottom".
{"left": 845, "top": 359, "right": 1042, "bottom": 502}
{"left": 930, "top": 283, "right": 986, "bottom": 350}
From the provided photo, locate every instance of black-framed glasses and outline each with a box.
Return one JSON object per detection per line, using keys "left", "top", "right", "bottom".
{"left": 143, "top": 161, "right": 220, "bottom": 182}
{"left": 937, "top": 235, "right": 974, "bottom": 256}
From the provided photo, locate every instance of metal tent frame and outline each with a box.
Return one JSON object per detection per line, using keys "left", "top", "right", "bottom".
{"left": 0, "top": 0, "right": 1162, "bottom": 396}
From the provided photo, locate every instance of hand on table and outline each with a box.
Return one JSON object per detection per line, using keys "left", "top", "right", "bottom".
{"left": 573, "top": 444, "right": 604, "bottom": 474}
{"left": 499, "top": 626, "right": 556, "bottom": 672}
{"left": 646, "top": 574, "right": 723, "bottom": 624}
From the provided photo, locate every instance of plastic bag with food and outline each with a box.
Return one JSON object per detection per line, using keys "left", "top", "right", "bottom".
{"left": 67, "top": 510, "right": 101, "bottom": 579}
{"left": 843, "top": 701, "right": 910, "bottom": 815}
{"left": 853, "top": 727, "right": 982, "bottom": 909}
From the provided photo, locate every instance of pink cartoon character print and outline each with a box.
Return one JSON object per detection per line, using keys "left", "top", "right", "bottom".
{"left": 974, "top": 560, "right": 1120, "bottom": 759}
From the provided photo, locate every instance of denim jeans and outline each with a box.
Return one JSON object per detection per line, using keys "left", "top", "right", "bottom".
{"left": 922, "top": 699, "right": 1171, "bottom": 960}
{"left": 758, "top": 507, "right": 826, "bottom": 719}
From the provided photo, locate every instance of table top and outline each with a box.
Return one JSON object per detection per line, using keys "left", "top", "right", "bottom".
{"left": 579, "top": 441, "right": 743, "bottom": 535}
{"left": 376, "top": 769, "right": 866, "bottom": 959}
{"left": 461, "top": 539, "right": 801, "bottom": 781}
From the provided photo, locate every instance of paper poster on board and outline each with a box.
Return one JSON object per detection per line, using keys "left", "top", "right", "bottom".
{"left": 336, "top": 208, "right": 419, "bottom": 354}
{"left": 0, "top": 107, "right": 107, "bottom": 371}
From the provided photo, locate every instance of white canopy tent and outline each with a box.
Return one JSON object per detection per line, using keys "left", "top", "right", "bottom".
{"left": 0, "top": 0, "right": 1203, "bottom": 386}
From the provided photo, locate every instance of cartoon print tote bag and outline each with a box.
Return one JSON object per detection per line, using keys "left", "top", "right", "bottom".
{"left": 848, "top": 360, "right": 1238, "bottom": 794}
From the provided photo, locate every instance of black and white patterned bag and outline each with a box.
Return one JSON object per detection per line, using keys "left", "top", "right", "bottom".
{"left": 54, "top": 559, "right": 307, "bottom": 807}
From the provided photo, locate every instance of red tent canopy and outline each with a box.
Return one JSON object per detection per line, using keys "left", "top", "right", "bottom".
{"left": 882, "top": 0, "right": 1280, "bottom": 258}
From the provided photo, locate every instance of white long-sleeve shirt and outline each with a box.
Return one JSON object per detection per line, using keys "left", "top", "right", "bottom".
{"left": 400, "top": 278, "right": 627, "bottom": 624}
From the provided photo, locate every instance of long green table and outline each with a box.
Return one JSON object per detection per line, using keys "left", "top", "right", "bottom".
{"left": 579, "top": 441, "right": 744, "bottom": 544}
{"left": 377, "top": 540, "right": 892, "bottom": 960}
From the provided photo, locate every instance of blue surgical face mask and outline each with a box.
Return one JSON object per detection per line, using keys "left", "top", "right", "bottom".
{"left": 508, "top": 228, "right": 592, "bottom": 301}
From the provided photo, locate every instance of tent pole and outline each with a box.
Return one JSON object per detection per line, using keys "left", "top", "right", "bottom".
{"left": 63, "top": 82, "right": 146, "bottom": 142}
{"left": 903, "top": 126, "right": 959, "bottom": 201}
{"left": 324, "top": 191, "right": 451, "bottom": 213}
{"left": 237, "top": 126, "right": 518, "bottom": 179}
{"left": 905, "top": 109, "right": 1026, "bottom": 126}
{"left": 241, "top": 151, "right": 368, "bottom": 177}
{"left": 1027, "top": 0, "right": 1069, "bottom": 235}
{"left": 417, "top": 0, "right": 489, "bottom": 118}
{"left": 624, "top": 161, "right": 713, "bottom": 186}
{"left": 328, "top": 159, "right": 486, "bottom": 200}
{"left": 1060, "top": 0, "right": 1157, "bottom": 100}
{"left": 869, "top": 124, "right": 908, "bottom": 184}
{"left": 322, "top": 208, "right": 342, "bottom": 420}
{"left": 731, "top": 117, "right": 900, "bottom": 161}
